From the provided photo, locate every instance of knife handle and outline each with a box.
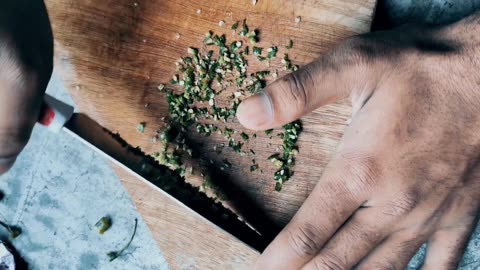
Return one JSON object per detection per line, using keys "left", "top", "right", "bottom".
{"left": 39, "top": 94, "right": 74, "bottom": 133}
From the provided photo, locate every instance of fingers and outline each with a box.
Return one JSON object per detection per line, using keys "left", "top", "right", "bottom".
{"left": 0, "top": 130, "right": 30, "bottom": 174}
{"left": 421, "top": 223, "right": 477, "bottom": 270}
{"left": 0, "top": 80, "right": 41, "bottom": 174}
{"left": 237, "top": 37, "right": 385, "bottom": 130}
{"left": 356, "top": 229, "right": 429, "bottom": 270}
{"left": 300, "top": 208, "right": 391, "bottom": 270}
{"left": 254, "top": 157, "right": 372, "bottom": 270}
{"left": 421, "top": 164, "right": 480, "bottom": 269}
{"left": 0, "top": 1, "right": 53, "bottom": 175}
{"left": 421, "top": 196, "right": 480, "bottom": 270}
{"left": 0, "top": 51, "right": 46, "bottom": 175}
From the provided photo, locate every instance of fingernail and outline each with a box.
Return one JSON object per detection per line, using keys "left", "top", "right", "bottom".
{"left": 236, "top": 92, "right": 273, "bottom": 130}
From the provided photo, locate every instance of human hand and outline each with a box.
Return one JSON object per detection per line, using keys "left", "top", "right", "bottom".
{"left": 237, "top": 12, "right": 480, "bottom": 270}
{"left": 0, "top": 0, "right": 53, "bottom": 174}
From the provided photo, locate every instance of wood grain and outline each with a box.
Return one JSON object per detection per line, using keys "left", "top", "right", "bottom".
{"left": 116, "top": 166, "right": 259, "bottom": 270}
{"left": 45, "top": 0, "right": 376, "bottom": 268}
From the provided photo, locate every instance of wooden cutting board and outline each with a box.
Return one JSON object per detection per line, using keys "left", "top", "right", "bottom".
{"left": 45, "top": 0, "right": 376, "bottom": 269}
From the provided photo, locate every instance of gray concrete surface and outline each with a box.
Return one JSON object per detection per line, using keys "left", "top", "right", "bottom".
{"left": 0, "top": 75, "right": 170, "bottom": 269}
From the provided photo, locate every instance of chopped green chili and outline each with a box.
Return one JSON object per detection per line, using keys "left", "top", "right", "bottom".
{"left": 286, "top": 39, "right": 294, "bottom": 49}
{"left": 157, "top": 19, "right": 303, "bottom": 191}
{"left": 266, "top": 46, "right": 278, "bottom": 59}
{"left": 240, "top": 19, "right": 249, "bottom": 36}
{"left": 253, "top": 47, "right": 263, "bottom": 55}
{"left": 137, "top": 122, "right": 146, "bottom": 133}
{"left": 95, "top": 216, "right": 112, "bottom": 235}
{"left": 231, "top": 21, "right": 239, "bottom": 31}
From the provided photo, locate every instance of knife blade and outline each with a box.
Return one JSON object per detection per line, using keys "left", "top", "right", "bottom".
{"left": 38, "top": 94, "right": 268, "bottom": 251}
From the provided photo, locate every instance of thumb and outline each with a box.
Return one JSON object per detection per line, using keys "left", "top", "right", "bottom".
{"left": 236, "top": 37, "right": 384, "bottom": 130}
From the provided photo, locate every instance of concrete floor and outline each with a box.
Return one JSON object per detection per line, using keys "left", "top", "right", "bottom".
{"left": 0, "top": 1, "right": 479, "bottom": 269}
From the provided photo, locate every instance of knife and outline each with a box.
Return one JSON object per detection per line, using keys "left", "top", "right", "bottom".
{"left": 38, "top": 94, "right": 268, "bottom": 251}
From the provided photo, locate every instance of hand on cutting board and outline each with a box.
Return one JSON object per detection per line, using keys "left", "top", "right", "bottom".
{"left": 237, "top": 12, "right": 480, "bottom": 270}
{"left": 0, "top": 0, "right": 53, "bottom": 175}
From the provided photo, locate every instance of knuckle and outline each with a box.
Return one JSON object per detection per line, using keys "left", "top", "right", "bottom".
{"left": 310, "top": 252, "right": 346, "bottom": 270}
{"left": 0, "top": 35, "right": 51, "bottom": 89}
{"left": 347, "top": 215, "right": 383, "bottom": 243}
{"left": 335, "top": 152, "right": 382, "bottom": 193}
{"left": 341, "top": 36, "right": 374, "bottom": 57}
{"left": 278, "top": 71, "right": 309, "bottom": 112}
{"left": 383, "top": 189, "right": 420, "bottom": 217}
{"left": 339, "top": 33, "right": 406, "bottom": 62}
{"left": 425, "top": 160, "right": 453, "bottom": 181}
{"left": 287, "top": 223, "right": 325, "bottom": 257}
{"left": 335, "top": 35, "right": 383, "bottom": 65}
{"left": 0, "top": 40, "right": 23, "bottom": 73}
{"left": 0, "top": 126, "right": 31, "bottom": 175}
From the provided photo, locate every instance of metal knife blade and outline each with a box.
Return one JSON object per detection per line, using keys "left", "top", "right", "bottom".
{"left": 63, "top": 114, "right": 266, "bottom": 251}
{"left": 40, "top": 96, "right": 268, "bottom": 252}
